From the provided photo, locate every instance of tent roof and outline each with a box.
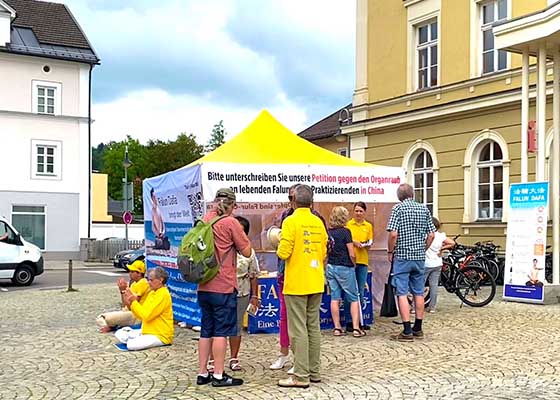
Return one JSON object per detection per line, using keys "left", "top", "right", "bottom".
{"left": 189, "top": 110, "right": 375, "bottom": 167}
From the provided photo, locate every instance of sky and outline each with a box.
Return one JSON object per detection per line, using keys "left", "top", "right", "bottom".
{"left": 62, "top": 0, "right": 356, "bottom": 146}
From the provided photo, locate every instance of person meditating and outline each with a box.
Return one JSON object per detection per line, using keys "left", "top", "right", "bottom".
{"left": 115, "top": 266, "right": 174, "bottom": 351}
{"left": 96, "top": 259, "right": 150, "bottom": 333}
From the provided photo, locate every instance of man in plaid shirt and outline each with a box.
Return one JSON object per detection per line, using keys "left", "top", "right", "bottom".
{"left": 386, "top": 183, "right": 436, "bottom": 341}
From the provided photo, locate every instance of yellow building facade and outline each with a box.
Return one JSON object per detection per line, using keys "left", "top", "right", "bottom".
{"left": 92, "top": 173, "right": 112, "bottom": 222}
{"left": 337, "top": 0, "right": 558, "bottom": 246}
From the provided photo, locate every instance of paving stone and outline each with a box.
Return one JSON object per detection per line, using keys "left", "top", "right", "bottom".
{"left": 1, "top": 284, "right": 560, "bottom": 399}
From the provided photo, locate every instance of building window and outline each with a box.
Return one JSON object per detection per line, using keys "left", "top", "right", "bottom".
{"left": 31, "top": 139, "right": 62, "bottom": 179}
{"left": 417, "top": 20, "right": 438, "bottom": 90}
{"left": 37, "top": 145, "right": 55, "bottom": 175}
{"left": 32, "top": 80, "right": 61, "bottom": 115}
{"left": 12, "top": 205, "right": 46, "bottom": 250}
{"left": 337, "top": 148, "right": 348, "bottom": 157}
{"left": 463, "top": 131, "right": 509, "bottom": 223}
{"left": 37, "top": 86, "right": 56, "bottom": 114}
{"left": 481, "top": 0, "right": 508, "bottom": 74}
{"left": 413, "top": 150, "right": 434, "bottom": 214}
{"left": 403, "top": 141, "right": 439, "bottom": 217}
{"left": 476, "top": 141, "right": 503, "bottom": 219}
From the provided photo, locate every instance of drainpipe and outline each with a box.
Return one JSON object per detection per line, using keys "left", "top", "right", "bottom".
{"left": 88, "top": 63, "right": 92, "bottom": 238}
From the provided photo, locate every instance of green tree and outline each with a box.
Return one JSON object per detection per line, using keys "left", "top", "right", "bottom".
{"left": 205, "top": 120, "right": 226, "bottom": 153}
{"left": 101, "top": 137, "right": 147, "bottom": 211}
{"left": 92, "top": 143, "right": 106, "bottom": 171}
{"left": 100, "top": 134, "right": 204, "bottom": 217}
{"left": 144, "top": 133, "right": 204, "bottom": 178}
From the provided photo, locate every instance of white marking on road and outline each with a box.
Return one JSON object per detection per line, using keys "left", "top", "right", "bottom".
{"left": 84, "top": 270, "right": 122, "bottom": 277}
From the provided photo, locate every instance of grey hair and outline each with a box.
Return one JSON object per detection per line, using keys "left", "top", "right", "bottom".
{"left": 397, "top": 183, "right": 414, "bottom": 202}
{"left": 150, "top": 266, "right": 169, "bottom": 284}
{"left": 329, "top": 206, "right": 349, "bottom": 228}
{"left": 294, "top": 184, "right": 313, "bottom": 208}
{"left": 216, "top": 198, "right": 236, "bottom": 216}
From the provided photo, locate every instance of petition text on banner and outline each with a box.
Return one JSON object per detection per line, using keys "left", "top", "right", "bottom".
{"left": 202, "top": 163, "right": 404, "bottom": 203}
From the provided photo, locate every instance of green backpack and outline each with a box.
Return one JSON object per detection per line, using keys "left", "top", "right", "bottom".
{"left": 177, "top": 215, "right": 224, "bottom": 284}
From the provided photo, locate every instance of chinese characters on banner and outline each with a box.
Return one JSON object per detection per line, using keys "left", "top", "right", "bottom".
{"left": 249, "top": 273, "right": 374, "bottom": 334}
{"left": 503, "top": 182, "right": 549, "bottom": 303}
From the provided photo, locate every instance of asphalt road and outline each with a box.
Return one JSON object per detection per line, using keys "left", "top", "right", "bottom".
{"left": 0, "top": 268, "right": 128, "bottom": 292}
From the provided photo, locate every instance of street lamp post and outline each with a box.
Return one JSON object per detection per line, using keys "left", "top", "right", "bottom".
{"left": 123, "top": 145, "right": 132, "bottom": 248}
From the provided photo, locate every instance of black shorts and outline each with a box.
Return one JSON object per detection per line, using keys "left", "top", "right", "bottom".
{"left": 198, "top": 291, "right": 238, "bottom": 338}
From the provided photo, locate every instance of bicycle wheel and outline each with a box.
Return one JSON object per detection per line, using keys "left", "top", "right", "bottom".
{"left": 407, "top": 286, "right": 431, "bottom": 308}
{"left": 469, "top": 258, "right": 499, "bottom": 283}
{"left": 454, "top": 266, "right": 496, "bottom": 307}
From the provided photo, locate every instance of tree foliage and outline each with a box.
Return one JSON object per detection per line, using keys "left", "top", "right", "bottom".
{"left": 205, "top": 120, "right": 226, "bottom": 153}
{"left": 92, "top": 143, "right": 106, "bottom": 171}
{"left": 97, "top": 133, "right": 204, "bottom": 216}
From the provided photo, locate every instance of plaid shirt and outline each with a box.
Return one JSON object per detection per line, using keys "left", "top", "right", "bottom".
{"left": 386, "top": 199, "right": 436, "bottom": 261}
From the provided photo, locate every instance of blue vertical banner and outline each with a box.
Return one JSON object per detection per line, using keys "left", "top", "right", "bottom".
{"left": 143, "top": 165, "right": 204, "bottom": 325}
{"left": 503, "top": 182, "right": 549, "bottom": 303}
{"left": 249, "top": 272, "right": 373, "bottom": 334}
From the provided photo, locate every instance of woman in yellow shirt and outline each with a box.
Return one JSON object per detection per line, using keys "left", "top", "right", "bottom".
{"left": 345, "top": 201, "right": 373, "bottom": 332}
{"left": 116, "top": 266, "right": 174, "bottom": 351}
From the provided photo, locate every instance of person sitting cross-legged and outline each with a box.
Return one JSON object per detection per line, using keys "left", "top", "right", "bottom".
{"left": 96, "top": 259, "right": 150, "bottom": 333}
{"left": 115, "top": 266, "right": 174, "bottom": 351}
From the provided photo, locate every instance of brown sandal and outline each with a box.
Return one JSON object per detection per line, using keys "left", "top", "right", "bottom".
{"left": 352, "top": 329, "right": 366, "bottom": 338}
{"left": 333, "top": 328, "right": 345, "bottom": 336}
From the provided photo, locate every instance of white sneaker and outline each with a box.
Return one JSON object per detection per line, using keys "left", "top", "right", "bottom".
{"left": 287, "top": 366, "right": 295, "bottom": 375}
{"left": 270, "top": 355, "right": 290, "bottom": 370}
{"left": 191, "top": 325, "right": 201, "bottom": 332}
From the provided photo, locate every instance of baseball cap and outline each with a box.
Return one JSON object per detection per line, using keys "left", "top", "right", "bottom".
{"left": 215, "top": 188, "right": 236, "bottom": 201}
{"left": 127, "top": 259, "right": 146, "bottom": 274}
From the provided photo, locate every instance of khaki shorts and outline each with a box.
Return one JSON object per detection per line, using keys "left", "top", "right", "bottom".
{"left": 96, "top": 310, "right": 139, "bottom": 328}
{"left": 236, "top": 295, "right": 250, "bottom": 336}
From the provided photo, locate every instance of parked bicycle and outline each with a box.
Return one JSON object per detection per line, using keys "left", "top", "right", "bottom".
{"left": 409, "top": 237, "right": 497, "bottom": 308}
{"left": 440, "top": 243, "right": 496, "bottom": 307}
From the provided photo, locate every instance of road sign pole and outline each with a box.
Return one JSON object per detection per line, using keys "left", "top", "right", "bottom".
{"left": 124, "top": 165, "right": 128, "bottom": 249}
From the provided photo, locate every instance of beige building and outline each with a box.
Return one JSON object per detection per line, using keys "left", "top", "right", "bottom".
{"left": 302, "top": 0, "right": 560, "bottom": 251}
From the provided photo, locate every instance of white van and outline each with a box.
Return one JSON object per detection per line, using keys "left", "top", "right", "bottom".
{"left": 0, "top": 216, "right": 44, "bottom": 286}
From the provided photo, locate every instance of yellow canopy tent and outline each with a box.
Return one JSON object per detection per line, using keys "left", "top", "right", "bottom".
{"left": 189, "top": 110, "right": 375, "bottom": 167}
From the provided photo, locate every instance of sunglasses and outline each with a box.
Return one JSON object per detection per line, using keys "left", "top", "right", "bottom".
{"left": 288, "top": 195, "right": 294, "bottom": 201}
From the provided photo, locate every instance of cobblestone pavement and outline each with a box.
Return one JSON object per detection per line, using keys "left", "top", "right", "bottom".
{"left": 1, "top": 284, "right": 560, "bottom": 400}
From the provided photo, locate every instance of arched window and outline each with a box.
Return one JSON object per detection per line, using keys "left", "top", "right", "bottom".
{"left": 413, "top": 150, "right": 434, "bottom": 214}
{"left": 402, "top": 141, "right": 438, "bottom": 216}
{"left": 463, "top": 130, "right": 509, "bottom": 223}
{"left": 476, "top": 141, "right": 503, "bottom": 219}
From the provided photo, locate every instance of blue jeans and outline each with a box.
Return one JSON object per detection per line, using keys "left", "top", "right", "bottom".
{"left": 424, "top": 266, "right": 441, "bottom": 309}
{"left": 344, "top": 263, "right": 369, "bottom": 326}
{"left": 326, "top": 264, "right": 359, "bottom": 302}
{"left": 392, "top": 259, "right": 425, "bottom": 296}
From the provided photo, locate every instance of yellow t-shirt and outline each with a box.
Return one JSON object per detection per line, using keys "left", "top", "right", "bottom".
{"left": 346, "top": 218, "right": 374, "bottom": 266}
{"left": 130, "top": 286, "right": 174, "bottom": 344}
{"left": 277, "top": 208, "right": 327, "bottom": 295}
{"left": 130, "top": 278, "right": 150, "bottom": 305}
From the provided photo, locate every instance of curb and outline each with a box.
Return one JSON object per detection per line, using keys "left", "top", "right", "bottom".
{"left": 45, "top": 264, "right": 115, "bottom": 271}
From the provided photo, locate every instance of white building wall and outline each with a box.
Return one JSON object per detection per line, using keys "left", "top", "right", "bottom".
{"left": 90, "top": 224, "right": 145, "bottom": 241}
{"left": 0, "top": 11, "right": 10, "bottom": 46}
{"left": 0, "top": 53, "right": 83, "bottom": 117}
{"left": 0, "top": 114, "right": 83, "bottom": 193}
{"left": 0, "top": 52, "right": 92, "bottom": 254}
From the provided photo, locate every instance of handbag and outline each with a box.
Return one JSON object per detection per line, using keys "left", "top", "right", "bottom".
{"left": 380, "top": 261, "right": 398, "bottom": 317}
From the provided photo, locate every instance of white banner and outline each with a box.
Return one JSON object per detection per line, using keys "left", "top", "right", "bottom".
{"left": 503, "top": 182, "right": 549, "bottom": 303}
{"left": 201, "top": 162, "right": 404, "bottom": 203}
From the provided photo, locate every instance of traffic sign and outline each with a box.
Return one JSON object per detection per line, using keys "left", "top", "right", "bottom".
{"left": 123, "top": 211, "right": 133, "bottom": 225}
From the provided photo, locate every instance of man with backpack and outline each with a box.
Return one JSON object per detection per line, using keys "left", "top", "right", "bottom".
{"left": 195, "top": 188, "right": 252, "bottom": 387}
